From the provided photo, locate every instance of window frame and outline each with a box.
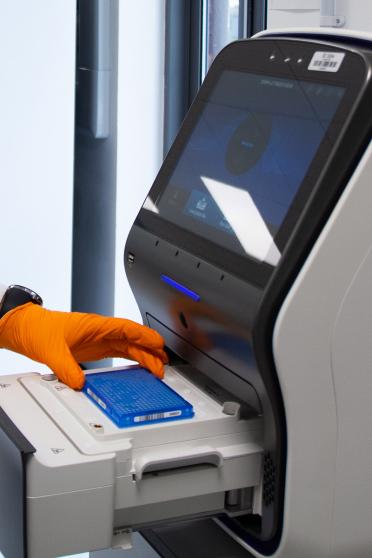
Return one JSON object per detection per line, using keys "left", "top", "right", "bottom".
{"left": 163, "top": 0, "right": 267, "bottom": 156}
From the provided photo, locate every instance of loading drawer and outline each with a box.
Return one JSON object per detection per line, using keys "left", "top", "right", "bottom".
{"left": 0, "top": 366, "right": 263, "bottom": 558}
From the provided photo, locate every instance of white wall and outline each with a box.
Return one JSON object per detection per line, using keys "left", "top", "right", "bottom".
{"left": 336, "top": 0, "right": 372, "bottom": 32}
{"left": 267, "top": 0, "right": 321, "bottom": 29}
{"left": 114, "top": 0, "right": 165, "bottom": 324}
{"left": 0, "top": 1, "right": 76, "bottom": 373}
{"left": 267, "top": 0, "right": 372, "bottom": 32}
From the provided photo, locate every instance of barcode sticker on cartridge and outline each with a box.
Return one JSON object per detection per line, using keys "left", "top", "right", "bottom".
{"left": 134, "top": 410, "right": 182, "bottom": 423}
{"left": 308, "top": 52, "right": 345, "bottom": 72}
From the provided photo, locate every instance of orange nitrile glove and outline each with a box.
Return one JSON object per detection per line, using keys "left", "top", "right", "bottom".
{"left": 0, "top": 303, "right": 168, "bottom": 390}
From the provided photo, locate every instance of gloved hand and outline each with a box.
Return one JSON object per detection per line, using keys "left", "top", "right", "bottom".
{"left": 0, "top": 303, "right": 168, "bottom": 389}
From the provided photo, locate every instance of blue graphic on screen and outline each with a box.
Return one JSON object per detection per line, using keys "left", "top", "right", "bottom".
{"left": 154, "top": 71, "right": 344, "bottom": 263}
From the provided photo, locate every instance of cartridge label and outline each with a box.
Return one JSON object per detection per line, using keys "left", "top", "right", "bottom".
{"left": 134, "top": 410, "right": 182, "bottom": 423}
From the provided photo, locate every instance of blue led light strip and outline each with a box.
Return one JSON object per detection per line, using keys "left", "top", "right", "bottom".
{"left": 161, "top": 275, "right": 200, "bottom": 302}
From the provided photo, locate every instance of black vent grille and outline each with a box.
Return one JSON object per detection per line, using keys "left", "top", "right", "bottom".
{"left": 263, "top": 453, "right": 276, "bottom": 507}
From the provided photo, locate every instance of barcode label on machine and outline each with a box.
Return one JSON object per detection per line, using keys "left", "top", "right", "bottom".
{"left": 134, "top": 410, "right": 182, "bottom": 423}
{"left": 308, "top": 51, "right": 345, "bottom": 72}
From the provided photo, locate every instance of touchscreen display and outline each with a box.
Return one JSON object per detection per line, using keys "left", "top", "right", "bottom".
{"left": 145, "top": 71, "right": 345, "bottom": 266}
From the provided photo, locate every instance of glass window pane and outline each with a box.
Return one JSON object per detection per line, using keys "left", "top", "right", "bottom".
{"left": 202, "top": 0, "right": 246, "bottom": 78}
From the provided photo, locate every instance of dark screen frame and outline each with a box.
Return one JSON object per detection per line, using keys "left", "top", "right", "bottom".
{"left": 138, "top": 38, "right": 368, "bottom": 287}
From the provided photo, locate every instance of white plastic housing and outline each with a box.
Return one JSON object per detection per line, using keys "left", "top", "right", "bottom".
{"left": 0, "top": 366, "right": 263, "bottom": 558}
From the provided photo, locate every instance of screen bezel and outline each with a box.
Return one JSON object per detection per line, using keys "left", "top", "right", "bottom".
{"left": 137, "top": 38, "right": 368, "bottom": 287}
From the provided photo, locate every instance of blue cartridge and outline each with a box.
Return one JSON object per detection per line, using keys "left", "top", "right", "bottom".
{"left": 83, "top": 368, "right": 194, "bottom": 428}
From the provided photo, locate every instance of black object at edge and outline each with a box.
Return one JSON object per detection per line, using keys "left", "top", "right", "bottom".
{"left": 141, "top": 529, "right": 177, "bottom": 558}
{"left": 0, "top": 407, "right": 35, "bottom": 558}
{"left": 141, "top": 518, "right": 256, "bottom": 557}
{"left": 0, "top": 408, "right": 35, "bottom": 455}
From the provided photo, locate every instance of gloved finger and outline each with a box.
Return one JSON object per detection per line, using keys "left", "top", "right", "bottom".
{"left": 139, "top": 346, "right": 168, "bottom": 364}
{"left": 71, "top": 342, "right": 113, "bottom": 363}
{"left": 131, "top": 350, "right": 165, "bottom": 378}
{"left": 47, "top": 342, "right": 86, "bottom": 390}
{"left": 67, "top": 314, "right": 166, "bottom": 352}
{"left": 110, "top": 341, "right": 166, "bottom": 378}
{"left": 110, "top": 338, "right": 168, "bottom": 365}
{"left": 71, "top": 339, "right": 168, "bottom": 366}
{"left": 119, "top": 321, "right": 166, "bottom": 351}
